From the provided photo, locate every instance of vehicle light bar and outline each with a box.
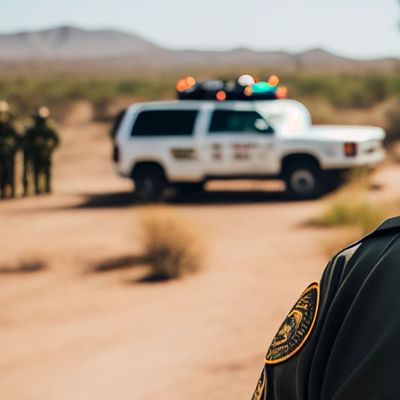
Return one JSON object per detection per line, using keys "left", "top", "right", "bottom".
{"left": 176, "top": 74, "right": 288, "bottom": 101}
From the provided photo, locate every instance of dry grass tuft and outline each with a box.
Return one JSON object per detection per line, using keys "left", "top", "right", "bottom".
{"left": 315, "top": 167, "right": 392, "bottom": 235}
{"left": 314, "top": 167, "right": 399, "bottom": 257}
{"left": 341, "top": 167, "right": 372, "bottom": 192}
{"left": 315, "top": 197, "right": 387, "bottom": 235}
{"left": 139, "top": 209, "right": 203, "bottom": 281}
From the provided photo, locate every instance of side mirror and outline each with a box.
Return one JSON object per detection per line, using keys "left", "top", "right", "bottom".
{"left": 255, "top": 119, "right": 274, "bottom": 134}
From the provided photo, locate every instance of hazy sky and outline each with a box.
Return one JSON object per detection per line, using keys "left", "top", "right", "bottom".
{"left": 2, "top": 0, "right": 399, "bottom": 59}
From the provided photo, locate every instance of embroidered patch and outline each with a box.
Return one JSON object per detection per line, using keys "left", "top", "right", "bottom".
{"left": 265, "top": 282, "right": 320, "bottom": 365}
{"left": 251, "top": 368, "right": 267, "bottom": 400}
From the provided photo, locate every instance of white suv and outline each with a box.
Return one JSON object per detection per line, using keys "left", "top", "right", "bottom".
{"left": 112, "top": 99, "right": 385, "bottom": 201}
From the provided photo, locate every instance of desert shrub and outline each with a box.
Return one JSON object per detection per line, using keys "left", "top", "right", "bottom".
{"left": 315, "top": 168, "right": 382, "bottom": 233}
{"left": 318, "top": 193, "right": 398, "bottom": 256}
{"left": 384, "top": 98, "right": 400, "bottom": 143}
{"left": 342, "top": 167, "right": 372, "bottom": 190}
{"left": 1, "top": 71, "right": 399, "bottom": 123}
{"left": 116, "top": 79, "right": 148, "bottom": 95}
{"left": 139, "top": 210, "right": 202, "bottom": 280}
{"left": 324, "top": 76, "right": 387, "bottom": 109}
{"left": 314, "top": 164, "right": 398, "bottom": 253}
{"left": 315, "top": 198, "right": 387, "bottom": 234}
{"left": 287, "top": 73, "right": 396, "bottom": 109}
{"left": 330, "top": 81, "right": 369, "bottom": 108}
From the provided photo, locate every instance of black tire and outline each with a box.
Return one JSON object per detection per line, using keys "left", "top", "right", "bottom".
{"left": 284, "top": 160, "right": 324, "bottom": 199}
{"left": 132, "top": 165, "right": 167, "bottom": 203}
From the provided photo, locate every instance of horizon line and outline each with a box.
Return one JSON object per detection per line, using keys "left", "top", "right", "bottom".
{"left": 0, "top": 23, "right": 399, "bottom": 62}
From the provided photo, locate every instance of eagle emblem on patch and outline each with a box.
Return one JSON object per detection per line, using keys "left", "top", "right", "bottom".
{"left": 251, "top": 368, "right": 267, "bottom": 400}
{"left": 266, "top": 282, "right": 320, "bottom": 365}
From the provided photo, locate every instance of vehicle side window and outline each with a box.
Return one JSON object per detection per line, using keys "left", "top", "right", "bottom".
{"left": 131, "top": 110, "right": 198, "bottom": 137}
{"left": 209, "top": 110, "right": 274, "bottom": 134}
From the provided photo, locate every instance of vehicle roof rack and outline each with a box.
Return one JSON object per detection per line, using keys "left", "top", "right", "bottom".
{"left": 176, "top": 74, "right": 288, "bottom": 101}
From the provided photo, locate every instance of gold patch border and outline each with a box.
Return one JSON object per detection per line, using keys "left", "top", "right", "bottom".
{"left": 265, "top": 281, "right": 320, "bottom": 365}
{"left": 252, "top": 369, "right": 267, "bottom": 400}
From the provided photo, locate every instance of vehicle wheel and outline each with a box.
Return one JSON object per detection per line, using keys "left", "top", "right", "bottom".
{"left": 132, "top": 166, "right": 167, "bottom": 203}
{"left": 174, "top": 182, "right": 204, "bottom": 198}
{"left": 284, "top": 161, "right": 324, "bottom": 199}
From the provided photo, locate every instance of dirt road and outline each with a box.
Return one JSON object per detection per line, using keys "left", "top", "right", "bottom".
{"left": 0, "top": 105, "right": 398, "bottom": 399}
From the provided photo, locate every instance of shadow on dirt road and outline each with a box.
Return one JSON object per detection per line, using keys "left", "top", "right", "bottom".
{"left": 71, "top": 189, "right": 298, "bottom": 209}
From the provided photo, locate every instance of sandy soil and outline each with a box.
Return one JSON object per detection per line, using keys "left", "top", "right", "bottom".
{"left": 0, "top": 104, "right": 399, "bottom": 400}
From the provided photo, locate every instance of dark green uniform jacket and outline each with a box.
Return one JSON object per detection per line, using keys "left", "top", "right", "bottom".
{"left": 253, "top": 217, "right": 400, "bottom": 400}
{"left": 25, "top": 123, "right": 60, "bottom": 160}
{"left": 0, "top": 122, "right": 19, "bottom": 158}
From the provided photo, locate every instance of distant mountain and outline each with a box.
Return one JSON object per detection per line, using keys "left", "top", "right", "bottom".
{"left": 0, "top": 26, "right": 398, "bottom": 72}
{"left": 0, "top": 26, "right": 162, "bottom": 59}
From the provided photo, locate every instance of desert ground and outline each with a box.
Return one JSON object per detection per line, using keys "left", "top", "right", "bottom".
{"left": 0, "top": 102, "right": 399, "bottom": 400}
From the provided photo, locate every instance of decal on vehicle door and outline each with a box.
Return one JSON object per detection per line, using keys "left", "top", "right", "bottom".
{"left": 211, "top": 144, "right": 223, "bottom": 161}
{"left": 171, "top": 148, "right": 197, "bottom": 160}
{"left": 232, "top": 144, "right": 256, "bottom": 160}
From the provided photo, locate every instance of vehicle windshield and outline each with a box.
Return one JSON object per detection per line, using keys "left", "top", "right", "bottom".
{"left": 257, "top": 100, "right": 312, "bottom": 135}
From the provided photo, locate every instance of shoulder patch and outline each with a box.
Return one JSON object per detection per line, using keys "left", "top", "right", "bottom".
{"left": 251, "top": 368, "right": 267, "bottom": 400}
{"left": 266, "top": 282, "right": 320, "bottom": 365}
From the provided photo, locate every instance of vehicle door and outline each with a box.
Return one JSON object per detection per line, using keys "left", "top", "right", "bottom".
{"left": 202, "top": 108, "right": 276, "bottom": 176}
{"left": 126, "top": 107, "right": 202, "bottom": 181}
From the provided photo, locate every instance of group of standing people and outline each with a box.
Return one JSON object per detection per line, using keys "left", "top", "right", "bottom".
{"left": 0, "top": 101, "right": 60, "bottom": 199}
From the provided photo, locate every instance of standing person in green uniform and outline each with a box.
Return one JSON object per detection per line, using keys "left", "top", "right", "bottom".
{"left": 25, "top": 107, "right": 60, "bottom": 195}
{"left": 0, "top": 101, "right": 19, "bottom": 199}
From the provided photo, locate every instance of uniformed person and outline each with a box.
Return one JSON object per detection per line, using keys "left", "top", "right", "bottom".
{"left": 252, "top": 216, "right": 400, "bottom": 400}
{"left": 25, "top": 107, "right": 60, "bottom": 195}
{"left": 22, "top": 134, "right": 30, "bottom": 197}
{"left": 0, "top": 101, "right": 19, "bottom": 199}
